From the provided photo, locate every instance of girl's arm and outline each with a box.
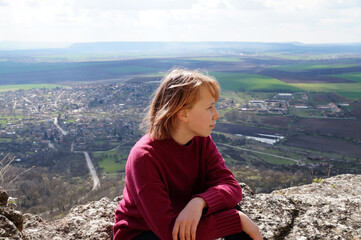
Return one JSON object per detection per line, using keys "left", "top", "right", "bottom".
{"left": 172, "top": 197, "right": 206, "bottom": 240}
{"left": 239, "top": 211, "right": 263, "bottom": 240}
{"left": 195, "top": 137, "right": 243, "bottom": 216}
{"left": 172, "top": 137, "right": 262, "bottom": 240}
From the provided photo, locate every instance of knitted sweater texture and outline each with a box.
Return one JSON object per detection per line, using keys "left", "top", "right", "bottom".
{"left": 113, "top": 135, "right": 243, "bottom": 240}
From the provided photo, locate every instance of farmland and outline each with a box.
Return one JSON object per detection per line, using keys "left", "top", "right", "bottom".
{"left": 211, "top": 72, "right": 301, "bottom": 92}
{"left": 92, "top": 149, "right": 128, "bottom": 174}
{"left": 214, "top": 122, "right": 287, "bottom": 138}
{"left": 283, "top": 134, "right": 361, "bottom": 158}
{"left": 289, "top": 83, "right": 361, "bottom": 96}
{"left": 1, "top": 53, "right": 361, "bottom": 99}
{"left": 269, "top": 63, "right": 361, "bottom": 72}
{"left": 331, "top": 72, "right": 361, "bottom": 83}
{"left": 292, "top": 118, "right": 361, "bottom": 140}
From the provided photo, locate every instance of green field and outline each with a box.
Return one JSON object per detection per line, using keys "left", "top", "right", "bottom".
{"left": 337, "top": 92, "right": 361, "bottom": 99}
{"left": 289, "top": 83, "right": 361, "bottom": 96}
{"left": 98, "top": 159, "right": 126, "bottom": 174}
{"left": 93, "top": 149, "right": 127, "bottom": 174}
{"left": 254, "top": 153, "right": 295, "bottom": 165}
{"left": 0, "top": 84, "right": 64, "bottom": 91}
{"left": 330, "top": 72, "right": 361, "bottom": 83}
{"left": 0, "top": 120, "right": 6, "bottom": 126}
{"left": 0, "top": 138, "right": 11, "bottom": 142}
{"left": 263, "top": 52, "right": 361, "bottom": 60}
{"left": 0, "top": 115, "right": 24, "bottom": 119}
{"left": 269, "top": 63, "right": 360, "bottom": 72}
{"left": 212, "top": 72, "right": 301, "bottom": 92}
{"left": 186, "top": 57, "right": 243, "bottom": 62}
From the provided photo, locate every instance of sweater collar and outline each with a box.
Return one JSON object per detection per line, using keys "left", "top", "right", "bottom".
{"left": 148, "top": 134, "right": 196, "bottom": 152}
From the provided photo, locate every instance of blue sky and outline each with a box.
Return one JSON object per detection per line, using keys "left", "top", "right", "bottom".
{"left": 0, "top": 0, "right": 360, "bottom": 44}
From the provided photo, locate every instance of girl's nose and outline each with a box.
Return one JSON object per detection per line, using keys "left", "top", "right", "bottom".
{"left": 213, "top": 108, "right": 220, "bottom": 120}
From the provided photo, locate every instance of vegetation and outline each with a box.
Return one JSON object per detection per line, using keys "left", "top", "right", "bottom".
{"left": 92, "top": 149, "right": 128, "bottom": 174}
{"left": 270, "top": 63, "right": 360, "bottom": 72}
{"left": 289, "top": 83, "right": 361, "bottom": 93}
{"left": 212, "top": 72, "right": 301, "bottom": 92}
{"left": 330, "top": 72, "right": 361, "bottom": 83}
{"left": 0, "top": 154, "right": 33, "bottom": 193}
{"left": 312, "top": 178, "right": 323, "bottom": 183}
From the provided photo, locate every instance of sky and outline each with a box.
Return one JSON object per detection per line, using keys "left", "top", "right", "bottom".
{"left": 0, "top": 0, "right": 360, "bottom": 44}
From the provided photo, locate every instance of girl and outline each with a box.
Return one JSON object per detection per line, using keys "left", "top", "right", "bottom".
{"left": 113, "top": 69, "right": 262, "bottom": 240}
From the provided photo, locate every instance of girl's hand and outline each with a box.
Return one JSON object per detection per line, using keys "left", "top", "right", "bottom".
{"left": 172, "top": 197, "right": 206, "bottom": 240}
{"left": 238, "top": 211, "right": 263, "bottom": 240}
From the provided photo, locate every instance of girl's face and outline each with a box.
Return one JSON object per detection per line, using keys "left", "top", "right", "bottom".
{"left": 184, "top": 86, "right": 220, "bottom": 138}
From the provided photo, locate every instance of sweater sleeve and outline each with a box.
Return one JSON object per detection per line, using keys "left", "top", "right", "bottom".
{"left": 195, "top": 137, "right": 243, "bottom": 216}
{"left": 127, "top": 144, "right": 243, "bottom": 240}
{"left": 126, "top": 149, "right": 177, "bottom": 240}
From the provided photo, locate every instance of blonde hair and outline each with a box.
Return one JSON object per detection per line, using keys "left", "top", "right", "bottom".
{"left": 143, "top": 68, "right": 220, "bottom": 140}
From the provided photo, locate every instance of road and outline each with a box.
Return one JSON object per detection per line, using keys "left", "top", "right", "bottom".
{"left": 53, "top": 121, "right": 100, "bottom": 191}
{"left": 83, "top": 151, "right": 101, "bottom": 191}
{"left": 53, "top": 118, "right": 68, "bottom": 135}
{"left": 48, "top": 142, "right": 56, "bottom": 150}
{"left": 54, "top": 91, "right": 64, "bottom": 107}
{"left": 38, "top": 150, "right": 101, "bottom": 218}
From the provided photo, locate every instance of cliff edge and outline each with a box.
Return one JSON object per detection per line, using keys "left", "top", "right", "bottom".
{"left": 1, "top": 174, "right": 360, "bottom": 240}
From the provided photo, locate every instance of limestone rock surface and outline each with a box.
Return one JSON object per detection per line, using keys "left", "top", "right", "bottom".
{"left": 239, "top": 174, "right": 361, "bottom": 240}
{"left": 1, "top": 174, "right": 360, "bottom": 240}
{"left": 23, "top": 197, "right": 118, "bottom": 240}
{"left": 0, "top": 186, "right": 25, "bottom": 239}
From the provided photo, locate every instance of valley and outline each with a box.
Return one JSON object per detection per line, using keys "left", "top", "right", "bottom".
{"left": 0, "top": 42, "right": 360, "bottom": 219}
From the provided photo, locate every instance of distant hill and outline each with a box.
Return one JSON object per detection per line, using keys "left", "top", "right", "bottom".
{"left": 1, "top": 41, "right": 361, "bottom": 54}
{"left": 51, "top": 41, "right": 361, "bottom": 55}
{"left": 1, "top": 41, "right": 360, "bottom": 86}
{"left": 0, "top": 41, "right": 72, "bottom": 51}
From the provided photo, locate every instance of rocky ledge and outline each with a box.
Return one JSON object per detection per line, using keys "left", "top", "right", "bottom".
{"left": 1, "top": 174, "right": 360, "bottom": 240}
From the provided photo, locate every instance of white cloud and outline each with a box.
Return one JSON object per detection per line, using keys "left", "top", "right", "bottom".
{"left": 0, "top": 0, "right": 360, "bottom": 43}
{"left": 71, "top": 0, "right": 196, "bottom": 11}
{"left": 0, "top": 0, "right": 9, "bottom": 6}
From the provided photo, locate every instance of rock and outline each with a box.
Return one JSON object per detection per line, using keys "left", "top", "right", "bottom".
{"left": 239, "top": 192, "right": 298, "bottom": 239}
{"left": 0, "top": 214, "right": 24, "bottom": 239}
{"left": 239, "top": 174, "right": 361, "bottom": 240}
{"left": 278, "top": 174, "right": 361, "bottom": 240}
{"left": 0, "top": 187, "right": 26, "bottom": 239}
{"left": 4, "top": 174, "right": 361, "bottom": 240}
{"left": 239, "top": 182, "right": 254, "bottom": 196}
{"left": 0, "top": 207, "right": 24, "bottom": 231}
{"left": 23, "top": 197, "right": 118, "bottom": 240}
{"left": 0, "top": 186, "right": 9, "bottom": 206}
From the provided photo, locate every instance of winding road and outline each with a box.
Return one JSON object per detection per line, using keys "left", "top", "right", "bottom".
{"left": 83, "top": 151, "right": 101, "bottom": 191}
{"left": 53, "top": 118, "right": 100, "bottom": 191}
{"left": 53, "top": 118, "right": 68, "bottom": 135}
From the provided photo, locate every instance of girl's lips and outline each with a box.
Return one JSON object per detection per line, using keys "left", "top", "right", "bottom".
{"left": 210, "top": 124, "right": 216, "bottom": 128}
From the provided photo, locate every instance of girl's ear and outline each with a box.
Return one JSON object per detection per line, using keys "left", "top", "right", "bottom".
{"left": 177, "top": 109, "right": 188, "bottom": 123}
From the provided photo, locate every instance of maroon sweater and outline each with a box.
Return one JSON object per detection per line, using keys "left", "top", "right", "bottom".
{"left": 113, "top": 135, "right": 243, "bottom": 240}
